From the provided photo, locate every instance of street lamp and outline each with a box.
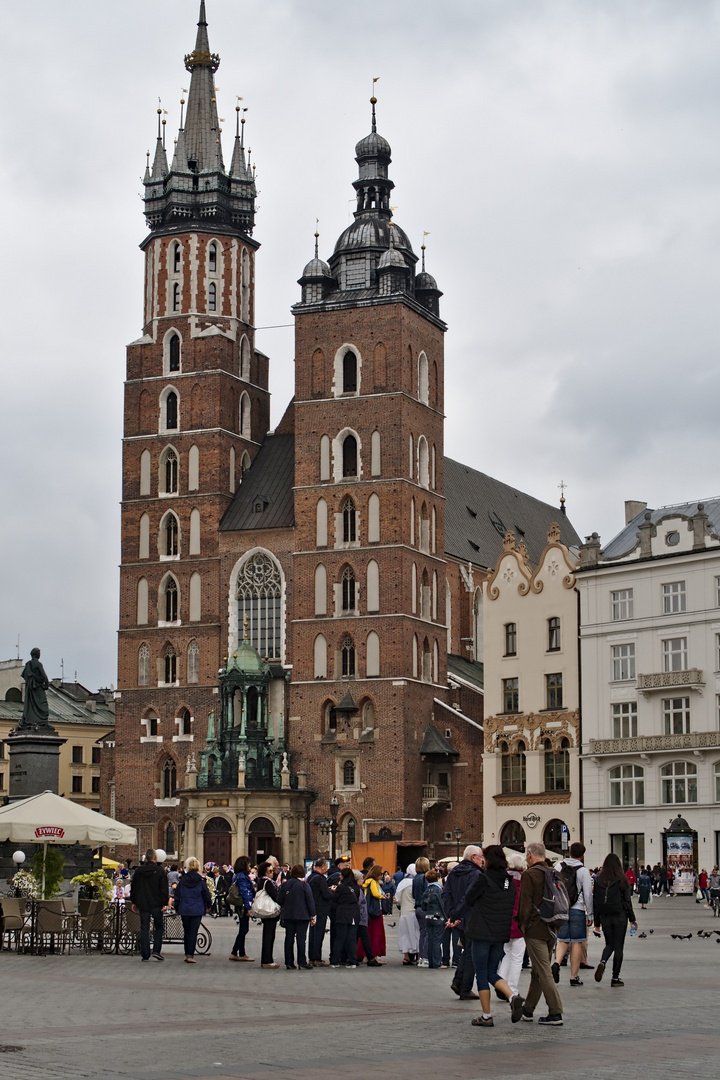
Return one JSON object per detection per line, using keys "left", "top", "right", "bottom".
{"left": 329, "top": 796, "right": 339, "bottom": 862}
{"left": 453, "top": 827, "right": 463, "bottom": 861}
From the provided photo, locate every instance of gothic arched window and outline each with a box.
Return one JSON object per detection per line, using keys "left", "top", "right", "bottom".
{"left": 342, "top": 434, "right": 357, "bottom": 478}
{"left": 163, "top": 449, "right": 178, "bottom": 494}
{"left": 237, "top": 552, "right": 282, "bottom": 660}
{"left": 208, "top": 242, "right": 217, "bottom": 272}
{"left": 343, "top": 759, "right": 356, "bottom": 786}
{"left": 165, "top": 821, "right": 176, "bottom": 854}
{"left": 173, "top": 243, "right": 181, "bottom": 274}
{"left": 341, "top": 566, "right": 356, "bottom": 612}
{"left": 208, "top": 282, "right": 217, "bottom": 312}
{"left": 179, "top": 707, "right": 192, "bottom": 736}
{"left": 163, "top": 577, "right": 178, "bottom": 623}
{"left": 138, "top": 643, "right": 150, "bottom": 687}
{"left": 164, "top": 513, "right": 179, "bottom": 557}
{"left": 166, "top": 392, "right": 178, "bottom": 431}
{"left": 343, "top": 351, "right": 357, "bottom": 394}
{"left": 346, "top": 816, "right": 357, "bottom": 847}
{"left": 342, "top": 497, "right": 356, "bottom": 543}
{"left": 172, "top": 283, "right": 180, "bottom": 311}
{"left": 162, "top": 758, "right": 177, "bottom": 799}
{"left": 187, "top": 640, "right": 199, "bottom": 684}
{"left": 164, "top": 644, "right": 176, "bottom": 684}
{"left": 341, "top": 636, "right": 355, "bottom": 679}
{"left": 168, "top": 333, "right": 180, "bottom": 372}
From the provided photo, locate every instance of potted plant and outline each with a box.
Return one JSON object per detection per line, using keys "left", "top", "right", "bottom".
{"left": 71, "top": 870, "right": 113, "bottom": 903}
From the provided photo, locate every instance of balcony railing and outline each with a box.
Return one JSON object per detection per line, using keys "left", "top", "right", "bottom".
{"left": 636, "top": 668, "right": 703, "bottom": 691}
{"left": 422, "top": 784, "right": 450, "bottom": 808}
{"left": 588, "top": 730, "right": 720, "bottom": 755}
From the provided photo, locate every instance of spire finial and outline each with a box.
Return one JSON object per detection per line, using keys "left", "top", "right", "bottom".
{"left": 422, "top": 231, "right": 430, "bottom": 272}
{"left": 179, "top": 93, "right": 186, "bottom": 129}
{"left": 370, "top": 77, "right": 380, "bottom": 132}
{"left": 156, "top": 105, "right": 162, "bottom": 140}
{"left": 314, "top": 218, "right": 320, "bottom": 258}
{"left": 558, "top": 479, "right": 567, "bottom": 515}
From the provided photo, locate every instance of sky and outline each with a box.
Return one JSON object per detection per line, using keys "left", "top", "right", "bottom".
{"left": 2, "top": 0, "right": 720, "bottom": 690}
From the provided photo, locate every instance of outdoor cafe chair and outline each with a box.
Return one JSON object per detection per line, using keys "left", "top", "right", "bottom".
{"left": 36, "top": 900, "right": 73, "bottom": 954}
{"left": 1, "top": 897, "right": 31, "bottom": 952}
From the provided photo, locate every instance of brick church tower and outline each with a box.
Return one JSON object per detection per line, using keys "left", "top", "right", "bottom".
{"left": 114, "top": 2, "right": 269, "bottom": 852}
{"left": 288, "top": 99, "right": 448, "bottom": 853}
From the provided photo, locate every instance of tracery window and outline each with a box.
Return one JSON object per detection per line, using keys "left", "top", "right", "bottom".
{"left": 342, "top": 497, "right": 356, "bottom": 543}
{"left": 237, "top": 553, "right": 282, "bottom": 660}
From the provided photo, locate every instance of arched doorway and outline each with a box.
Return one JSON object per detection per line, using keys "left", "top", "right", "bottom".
{"left": 500, "top": 820, "right": 526, "bottom": 851}
{"left": 203, "top": 817, "right": 232, "bottom": 867}
{"left": 543, "top": 819, "right": 566, "bottom": 854}
{"left": 248, "top": 816, "right": 280, "bottom": 864}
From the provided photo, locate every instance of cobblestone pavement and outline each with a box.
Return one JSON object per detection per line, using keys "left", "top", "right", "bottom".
{"left": 1, "top": 896, "right": 719, "bottom": 1079}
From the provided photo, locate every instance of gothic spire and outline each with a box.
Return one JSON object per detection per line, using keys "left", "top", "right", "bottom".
{"left": 230, "top": 106, "right": 249, "bottom": 179}
{"left": 151, "top": 108, "right": 168, "bottom": 179}
{"left": 183, "top": 0, "right": 224, "bottom": 172}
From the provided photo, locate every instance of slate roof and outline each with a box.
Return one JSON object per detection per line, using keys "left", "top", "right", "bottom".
{"left": 447, "top": 653, "right": 484, "bottom": 692}
{"left": 444, "top": 458, "right": 581, "bottom": 568}
{"left": 219, "top": 433, "right": 295, "bottom": 532}
{"left": 601, "top": 497, "right": 720, "bottom": 561}
{"left": 0, "top": 684, "right": 115, "bottom": 728}
{"left": 420, "top": 723, "right": 459, "bottom": 757}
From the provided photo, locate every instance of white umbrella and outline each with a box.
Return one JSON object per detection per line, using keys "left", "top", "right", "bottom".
{"left": 0, "top": 790, "right": 136, "bottom": 896}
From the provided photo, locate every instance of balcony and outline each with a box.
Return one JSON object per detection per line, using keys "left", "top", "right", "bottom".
{"left": 588, "top": 730, "right": 720, "bottom": 756}
{"left": 636, "top": 668, "right": 703, "bottom": 693}
{"left": 422, "top": 784, "right": 450, "bottom": 810}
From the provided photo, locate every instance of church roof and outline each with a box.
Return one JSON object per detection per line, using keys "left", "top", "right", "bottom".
{"left": 420, "top": 723, "right": 460, "bottom": 757}
{"left": 219, "top": 433, "right": 295, "bottom": 532}
{"left": 444, "top": 458, "right": 581, "bottom": 568}
{"left": 447, "top": 653, "right": 484, "bottom": 692}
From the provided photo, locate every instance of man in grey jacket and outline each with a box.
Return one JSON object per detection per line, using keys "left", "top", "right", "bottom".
{"left": 554, "top": 842, "right": 593, "bottom": 986}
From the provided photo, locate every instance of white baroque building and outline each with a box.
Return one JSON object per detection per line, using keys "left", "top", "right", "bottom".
{"left": 577, "top": 499, "right": 720, "bottom": 872}
{"left": 482, "top": 524, "right": 581, "bottom": 854}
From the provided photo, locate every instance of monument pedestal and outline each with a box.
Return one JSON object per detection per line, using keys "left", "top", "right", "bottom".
{"left": 8, "top": 730, "right": 66, "bottom": 800}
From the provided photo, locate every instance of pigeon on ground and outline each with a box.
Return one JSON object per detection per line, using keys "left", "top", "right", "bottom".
{"left": 637, "top": 932, "right": 647, "bottom": 939}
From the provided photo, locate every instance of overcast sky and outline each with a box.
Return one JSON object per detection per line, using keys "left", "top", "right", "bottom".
{"left": 2, "top": 0, "right": 719, "bottom": 690}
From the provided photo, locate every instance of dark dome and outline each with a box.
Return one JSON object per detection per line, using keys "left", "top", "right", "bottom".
{"left": 355, "top": 130, "right": 391, "bottom": 160}
{"left": 378, "top": 246, "right": 406, "bottom": 270}
{"left": 415, "top": 270, "right": 439, "bottom": 290}
{"left": 333, "top": 216, "right": 414, "bottom": 259}
{"left": 301, "top": 256, "right": 333, "bottom": 280}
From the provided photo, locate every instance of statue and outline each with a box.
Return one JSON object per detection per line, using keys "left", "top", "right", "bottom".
{"left": 19, "top": 648, "right": 51, "bottom": 729}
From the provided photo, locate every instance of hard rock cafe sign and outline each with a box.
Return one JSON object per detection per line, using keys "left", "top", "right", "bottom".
{"left": 522, "top": 812, "right": 540, "bottom": 830}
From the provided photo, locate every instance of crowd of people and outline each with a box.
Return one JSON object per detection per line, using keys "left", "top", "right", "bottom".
{"left": 114, "top": 839, "right": 704, "bottom": 1029}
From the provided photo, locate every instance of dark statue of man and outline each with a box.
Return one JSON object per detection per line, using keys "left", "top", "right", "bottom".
{"left": 20, "top": 648, "right": 51, "bottom": 729}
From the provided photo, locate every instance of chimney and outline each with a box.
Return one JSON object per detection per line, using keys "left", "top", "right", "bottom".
{"left": 625, "top": 500, "right": 647, "bottom": 526}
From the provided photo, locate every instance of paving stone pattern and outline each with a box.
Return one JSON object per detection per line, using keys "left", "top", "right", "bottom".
{"left": 2, "top": 896, "right": 719, "bottom": 1079}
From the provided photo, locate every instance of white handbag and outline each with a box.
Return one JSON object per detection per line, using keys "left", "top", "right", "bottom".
{"left": 250, "top": 885, "right": 281, "bottom": 920}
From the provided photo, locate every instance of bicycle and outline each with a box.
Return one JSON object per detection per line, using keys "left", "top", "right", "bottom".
{"left": 710, "top": 890, "right": 720, "bottom": 917}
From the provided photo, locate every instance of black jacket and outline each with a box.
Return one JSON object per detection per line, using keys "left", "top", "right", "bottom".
{"left": 308, "top": 870, "right": 332, "bottom": 917}
{"left": 330, "top": 879, "right": 360, "bottom": 924}
{"left": 464, "top": 868, "right": 516, "bottom": 943}
{"left": 441, "top": 859, "right": 482, "bottom": 927}
{"left": 130, "top": 862, "right": 169, "bottom": 911}
{"left": 594, "top": 877, "right": 636, "bottom": 926}
{"left": 278, "top": 877, "right": 316, "bottom": 921}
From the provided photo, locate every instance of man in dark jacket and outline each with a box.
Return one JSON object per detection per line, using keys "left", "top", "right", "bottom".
{"left": 516, "top": 842, "right": 564, "bottom": 1025}
{"left": 308, "top": 859, "right": 332, "bottom": 965}
{"left": 130, "top": 849, "right": 170, "bottom": 961}
{"left": 442, "top": 845, "right": 484, "bottom": 999}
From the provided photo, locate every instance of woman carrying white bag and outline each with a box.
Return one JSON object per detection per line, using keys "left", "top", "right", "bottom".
{"left": 252, "top": 861, "right": 282, "bottom": 968}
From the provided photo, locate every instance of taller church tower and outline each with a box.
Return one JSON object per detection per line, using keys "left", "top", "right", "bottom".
{"left": 288, "top": 100, "right": 447, "bottom": 852}
{"left": 115, "top": 3, "right": 269, "bottom": 849}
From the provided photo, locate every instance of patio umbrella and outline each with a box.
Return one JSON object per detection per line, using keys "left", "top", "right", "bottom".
{"left": 0, "top": 790, "right": 136, "bottom": 895}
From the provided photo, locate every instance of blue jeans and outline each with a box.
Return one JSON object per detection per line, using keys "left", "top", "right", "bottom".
{"left": 415, "top": 910, "right": 428, "bottom": 960}
{"left": 139, "top": 907, "right": 163, "bottom": 960}
{"left": 426, "top": 920, "right": 444, "bottom": 968}
{"left": 557, "top": 908, "right": 588, "bottom": 944}
{"left": 231, "top": 913, "right": 249, "bottom": 957}
{"left": 181, "top": 914, "right": 202, "bottom": 958}
{"left": 470, "top": 939, "right": 505, "bottom": 992}
{"left": 442, "top": 925, "right": 460, "bottom": 965}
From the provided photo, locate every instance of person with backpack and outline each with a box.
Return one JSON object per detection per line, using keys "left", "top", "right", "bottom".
{"left": 516, "top": 841, "right": 564, "bottom": 1026}
{"left": 593, "top": 852, "right": 637, "bottom": 986}
{"left": 553, "top": 842, "right": 594, "bottom": 986}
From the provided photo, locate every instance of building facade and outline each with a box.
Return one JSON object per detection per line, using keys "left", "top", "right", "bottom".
{"left": 577, "top": 499, "right": 720, "bottom": 871}
{"left": 111, "top": 3, "right": 581, "bottom": 866}
{"left": 481, "top": 525, "right": 581, "bottom": 854}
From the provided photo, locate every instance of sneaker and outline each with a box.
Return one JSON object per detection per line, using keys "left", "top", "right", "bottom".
{"left": 471, "top": 1015, "right": 494, "bottom": 1027}
{"left": 594, "top": 961, "right": 605, "bottom": 983}
{"left": 560, "top": 956, "right": 568, "bottom": 966}
{"left": 329, "top": 964, "right": 340, "bottom": 968}
{"left": 141, "top": 957, "right": 150, "bottom": 962}
{"left": 511, "top": 994, "right": 525, "bottom": 1024}
{"left": 611, "top": 978, "right": 624, "bottom": 987}
{"left": 419, "top": 958, "right": 429, "bottom": 967}
{"left": 152, "top": 953, "right": 164, "bottom": 961}
{"left": 459, "top": 991, "right": 480, "bottom": 1000}
{"left": 538, "top": 1014, "right": 563, "bottom": 1026}
{"left": 299, "top": 964, "right": 314, "bottom": 970}
{"left": 551, "top": 961, "right": 560, "bottom": 984}
{"left": 521, "top": 1009, "right": 534, "bottom": 1022}
{"left": 569, "top": 976, "right": 583, "bottom": 987}
{"left": 450, "top": 983, "right": 462, "bottom": 996}
{"left": 579, "top": 962, "right": 594, "bottom": 970}
{"left": 439, "top": 964, "right": 449, "bottom": 969}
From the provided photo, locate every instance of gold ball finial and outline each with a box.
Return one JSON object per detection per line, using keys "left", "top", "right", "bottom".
{"left": 157, "top": 107, "right": 162, "bottom": 115}
{"left": 370, "top": 95, "right": 377, "bottom": 105}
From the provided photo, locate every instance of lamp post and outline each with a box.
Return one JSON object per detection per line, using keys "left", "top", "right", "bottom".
{"left": 454, "top": 827, "right": 463, "bottom": 861}
{"left": 12, "top": 851, "right": 26, "bottom": 897}
{"left": 329, "top": 796, "right": 339, "bottom": 862}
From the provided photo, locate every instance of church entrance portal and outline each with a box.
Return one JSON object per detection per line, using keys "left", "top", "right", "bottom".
{"left": 203, "top": 816, "right": 232, "bottom": 866}
{"left": 248, "top": 816, "right": 280, "bottom": 864}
